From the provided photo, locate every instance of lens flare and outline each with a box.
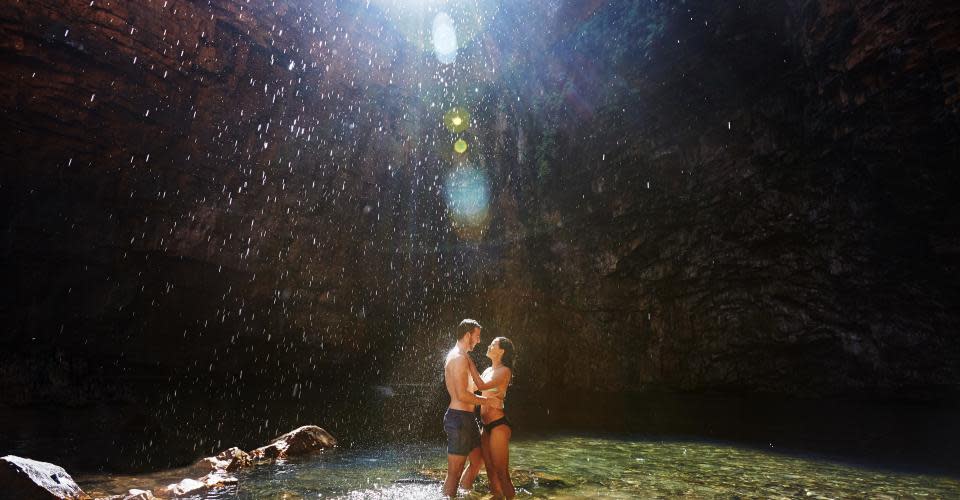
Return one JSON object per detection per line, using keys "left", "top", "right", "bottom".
{"left": 432, "top": 12, "right": 458, "bottom": 64}
{"left": 454, "top": 139, "right": 468, "bottom": 154}
{"left": 368, "top": 0, "right": 500, "bottom": 59}
{"left": 444, "top": 108, "right": 470, "bottom": 133}
{"left": 444, "top": 165, "right": 489, "bottom": 238}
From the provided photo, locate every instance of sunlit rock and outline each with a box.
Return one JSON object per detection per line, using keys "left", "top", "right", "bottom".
{"left": 95, "top": 489, "right": 156, "bottom": 500}
{"left": 124, "top": 490, "right": 154, "bottom": 500}
{"left": 192, "top": 446, "right": 252, "bottom": 474}
{"left": 251, "top": 425, "right": 337, "bottom": 460}
{"left": 163, "top": 472, "right": 236, "bottom": 496}
{"left": 215, "top": 447, "right": 253, "bottom": 471}
{"left": 0, "top": 455, "right": 90, "bottom": 500}
{"left": 200, "top": 472, "right": 238, "bottom": 488}
{"left": 163, "top": 477, "right": 206, "bottom": 496}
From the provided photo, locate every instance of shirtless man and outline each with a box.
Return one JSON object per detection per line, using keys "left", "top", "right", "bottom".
{"left": 442, "top": 319, "right": 502, "bottom": 498}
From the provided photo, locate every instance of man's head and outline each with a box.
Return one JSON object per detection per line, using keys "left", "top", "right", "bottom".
{"left": 456, "top": 318, "right": 482, "bottom": 349}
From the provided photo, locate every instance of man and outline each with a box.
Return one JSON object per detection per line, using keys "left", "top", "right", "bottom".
{"left": 442, "top": 318, "right": 501, "bottom": 498}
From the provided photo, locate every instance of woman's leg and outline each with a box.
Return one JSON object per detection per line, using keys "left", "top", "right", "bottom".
{"left": 459, "top": 446, "right": 484, "bottom": 490}
{"left": 481, "top": 428, "right": 502, "bottom": 498}
{"left": 488, "top": 425, "right": 514, "bottom": 499}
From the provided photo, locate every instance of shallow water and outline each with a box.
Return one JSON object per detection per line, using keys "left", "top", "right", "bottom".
{"left": 78, "top": 434, "right": 959, "bottom": 499}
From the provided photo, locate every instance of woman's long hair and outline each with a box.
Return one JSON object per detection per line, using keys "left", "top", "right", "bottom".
{"left": 496, "top": 337, "right": 515, "bottom": 370}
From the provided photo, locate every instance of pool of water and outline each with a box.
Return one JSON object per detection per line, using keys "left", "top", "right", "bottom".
{"left": 78, "top": 434, "right": 959, "bottom": 498}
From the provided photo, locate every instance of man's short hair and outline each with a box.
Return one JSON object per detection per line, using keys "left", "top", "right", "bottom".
{"left": 456, "top": 319, "right": 482, "bottom": 340}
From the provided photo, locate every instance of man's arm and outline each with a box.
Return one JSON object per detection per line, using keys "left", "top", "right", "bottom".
{"left": 452, "top": 357, "right": 502, "bottom": 408}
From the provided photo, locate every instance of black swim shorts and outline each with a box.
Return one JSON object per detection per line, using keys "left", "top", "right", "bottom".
{"left": 443, "top": 408, "right": 480, "bottom": 456}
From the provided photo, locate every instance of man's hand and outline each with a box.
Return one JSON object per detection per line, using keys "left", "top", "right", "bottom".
{"left": 484, "top": 396, "right": 504, "bottom": 410}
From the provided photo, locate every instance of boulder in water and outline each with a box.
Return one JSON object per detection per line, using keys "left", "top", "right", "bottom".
{"left": 0, "top": 455, "right": 90, "bottom": 499}
{"left": 251, "top": 425, "right": 337, "bottom": 459}
{"left": 193, "top": 446, "right": 252, "bottom": 474}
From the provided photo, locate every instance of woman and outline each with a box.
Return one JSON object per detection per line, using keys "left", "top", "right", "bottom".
{"left": 467, "top": 336, "right": 515, "bottom": 499}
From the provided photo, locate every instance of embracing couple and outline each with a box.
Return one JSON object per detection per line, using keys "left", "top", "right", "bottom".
{"left": 442, "top": 319, "right": 516, "bottom": 499}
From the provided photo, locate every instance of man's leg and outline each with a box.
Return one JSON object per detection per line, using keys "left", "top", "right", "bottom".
{"left": 459, "top": 446, "right": 484, "bottom": 490}
{"left": 444, "top": 453, "right": 468, "bottom": 497}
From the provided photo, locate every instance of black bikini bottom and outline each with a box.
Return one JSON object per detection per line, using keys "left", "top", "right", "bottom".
{"left": 482, "top": 416, "right": 512, "bottom": 433}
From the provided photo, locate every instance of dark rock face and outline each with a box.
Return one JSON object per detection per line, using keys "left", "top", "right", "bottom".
{"left": 454, "top": 0, "right": 960, "bottom": 395}
{"left": 0, "top": 455, "right": 89, "bottom": 499}
{"left": 1, "top": 0, "right": 958, "bottom": 469}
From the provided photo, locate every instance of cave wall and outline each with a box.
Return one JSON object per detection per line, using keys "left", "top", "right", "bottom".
{"left": 0, "top": 0, "right": 482, "bottom": 460}
{"left": 1, "top": 0, "right": 959, "bottom": 443}
{"left": 464, "top": 0, "right": 960, "bottom": 395}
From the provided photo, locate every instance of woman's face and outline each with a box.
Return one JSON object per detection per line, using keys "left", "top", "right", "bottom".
{"left": 485, "top": 339, "right": 503, "bottom": 359}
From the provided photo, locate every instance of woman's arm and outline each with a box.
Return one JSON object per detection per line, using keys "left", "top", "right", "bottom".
{"left": 466, "top": 357, "right": 498, "bottom": 390}
{"left": 468, "top": 360, "right": 510, "bottom": 391}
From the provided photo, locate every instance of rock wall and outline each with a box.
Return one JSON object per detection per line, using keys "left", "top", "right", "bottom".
{"left": 1, "top": 0, "right": 958, "bottom": 467}
{"left": 462, "top": 0, "right": 960, "bottom": 394}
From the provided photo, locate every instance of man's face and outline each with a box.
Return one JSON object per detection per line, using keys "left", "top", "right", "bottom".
{"left": 469, "top": 327, "right": 482, "bottom": 349}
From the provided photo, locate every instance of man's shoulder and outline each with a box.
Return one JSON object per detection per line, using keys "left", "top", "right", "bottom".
{"left": 444, "top": 348, "right": 466, "bottom": 365}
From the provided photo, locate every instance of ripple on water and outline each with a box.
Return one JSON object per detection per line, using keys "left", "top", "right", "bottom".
{"left": 78, "top": 436, "right": 960, "bottom": 499}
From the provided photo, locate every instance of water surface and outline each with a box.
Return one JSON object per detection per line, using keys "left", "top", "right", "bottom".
{"left": 78, "top": 434, "right": 959, "bottom": 498}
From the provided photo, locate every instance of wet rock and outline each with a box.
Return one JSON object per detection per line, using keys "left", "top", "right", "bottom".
{"left": 162, "top": 472, "right": 236, "bottom": 497}
{"left": 251, "top": 425, "right": 337, "bottom": 460}
{"left": 163, "top": 477, "right": 206, "bottom": 496}
{"left": 216, "top": 447, "right": 252, "bottom": 470}
{"left": 407, "top": 467, "right": 572, "bottom": 493}
{"left": 192, "top": 446, "right": 252, "bottom": 474}
{"left": 199, "top": 472, "right": 238, "bottom": 489}
{"left": 95, "top": 489, "right": 156, "bottom": 500}
{"left": 0, "top": 455, "right": 90, "bottom": 499}
{"left": 251, "top": 442, "right": 284, "bottom": 460}
{"left": 122, "top": 490, "right": 154, "bottom": 500}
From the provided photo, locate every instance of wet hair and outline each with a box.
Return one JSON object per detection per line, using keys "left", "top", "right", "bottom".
{"left": 456, "top": 319, "right": 482, "bottom": 340}
{"left": 495, "top": 337, "right": 515, "bottom": 370}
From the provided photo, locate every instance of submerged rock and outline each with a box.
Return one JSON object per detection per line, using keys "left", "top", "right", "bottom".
{"left": 251, "top": 425, "right": 337, "bottom": 459}
{"left": 95, "top": 489, "right": 156, "bottom": 500}
{"left": 123, "top": 490, "right": 155, "bottom": 500}
{"left": 405, "top": 467, "right": 571, "bottom": 493}
{"left": 0, "top": 455, "right": 90, "bottom": 499}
